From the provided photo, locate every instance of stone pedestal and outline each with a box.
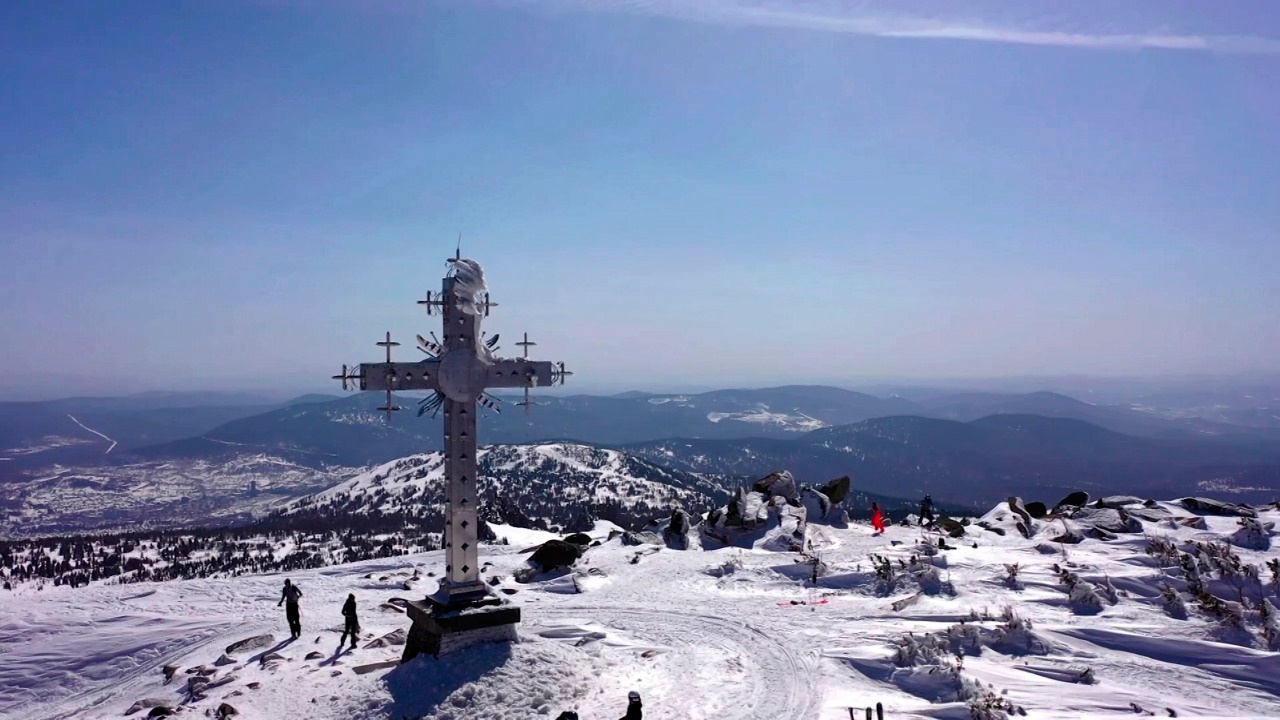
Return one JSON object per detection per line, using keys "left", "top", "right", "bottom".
{"left": 401, "top": 590, "right": 521, "bottom": 662}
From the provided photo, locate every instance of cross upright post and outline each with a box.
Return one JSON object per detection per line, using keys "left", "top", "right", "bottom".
{"left": 334, "top": 254, "right": 568, "bottom": 660}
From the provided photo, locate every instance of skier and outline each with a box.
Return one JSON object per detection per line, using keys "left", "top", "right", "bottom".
{"left": 620, "top": 690, "right": 642, "bottom": 720}
{"left": 871, "top": 502, "right": 886, "bottom": 534}
{"left": 919, "top": 494, "right": 936, "bottom": 526}
{"left": 339, "top": 593, "right": 360, "bottom": 649}
{"left": 277, "top": 578, "right": 303, "bottom": 639}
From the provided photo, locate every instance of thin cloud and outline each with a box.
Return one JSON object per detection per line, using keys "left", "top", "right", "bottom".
{"left": 525, "top": 0, "right": 1280, "bottom": 55}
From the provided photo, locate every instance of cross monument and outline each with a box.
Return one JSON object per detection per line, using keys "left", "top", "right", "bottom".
{"left": 333, "top": 253, "right": 569, "bottom": 659}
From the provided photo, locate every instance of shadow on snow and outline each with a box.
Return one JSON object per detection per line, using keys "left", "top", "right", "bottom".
{"left": 380, "top": 643, "right": 513, "bottom": 719}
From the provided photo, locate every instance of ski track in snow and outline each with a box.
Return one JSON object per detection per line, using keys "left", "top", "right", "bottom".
{"left": 64, "top": 414, "right": 116, "bottom": 454}
{"left": 534, "top": 606, "right": 820, "bottom": 720}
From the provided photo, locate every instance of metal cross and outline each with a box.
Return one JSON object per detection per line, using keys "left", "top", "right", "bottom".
{"left": 333, "top": 255, "right": 569, "bottom": 606}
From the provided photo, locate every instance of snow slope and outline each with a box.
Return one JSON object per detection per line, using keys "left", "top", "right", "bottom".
{"left": 2, "top": 502, "right": 1279, "bottom": 719}
{"left": 3, "top": 454, "right": 351, "bottom": 536}
{"left": 286, "top": 443, "right": 730, "bottom": 529}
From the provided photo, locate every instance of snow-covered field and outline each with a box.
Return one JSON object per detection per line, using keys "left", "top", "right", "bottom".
{"left": 2, "top": 502, "right": 1279, "bottom": 719}
{"left": 707, "top": 406, "right": 828, "bottom": 432}
{"left": 3, "top": 455, "right": 352, "bottom": 536}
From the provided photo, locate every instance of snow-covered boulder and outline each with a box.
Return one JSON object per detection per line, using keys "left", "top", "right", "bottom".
{"left": 620, "top": 531, "right": 661, "bottom": 546}
{"left": 663, "top": 508, "right": 696, "bottom": 550}
{"left": 820, "top": 475, "right": 851, "bottom": 504}
{"left": 1095, "top": 495, "right": 1144, "bottom": 509}
{"left": 1069, "top": 507, "right": 1143, "bottom": 534}
{"left": 527, "top": 540, "right": 583, "bottom": 574}
{"left": 935, "top": 516, "right": 966, "bottom": 538}
{"left": 224, "top": 634, "right": 273, "bottom": 656}
{"left": 703, "top": 484, "right": 806, "bottom": 551}
{"left": 1006, "top": 497, "right": 1035, "bottom": 538}
{"left": 978, "top": 504, "right": 1027, "bottom": 537}
{"left": 1054, "top": 491, "right": 1090, "bottom": 511}
{"left": 1179, "top": 497, "right": 1258, "bottom": 517}
{"left": 125, "top": 699, "right": 172, "bottom": 716}
{"left": 752, "top": 471, "right": 798, "bottom": 502}
{"left": 1230, "top": 516, "right": 1274, "bottom": 550}
{"left": 801, "top": 486, "right": 849, "bottom": 528}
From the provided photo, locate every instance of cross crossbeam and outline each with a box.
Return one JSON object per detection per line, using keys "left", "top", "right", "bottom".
{"left": 335, "top": 255, "right": 567, "bottom": 608}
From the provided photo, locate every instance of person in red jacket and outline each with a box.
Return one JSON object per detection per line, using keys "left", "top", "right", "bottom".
{"left": 872, "top": 502, "right": 886, "bottom": 534}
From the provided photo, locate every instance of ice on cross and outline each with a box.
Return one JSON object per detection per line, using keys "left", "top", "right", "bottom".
{"left": 334, "top": 254, "right": 569, "bottom": 660}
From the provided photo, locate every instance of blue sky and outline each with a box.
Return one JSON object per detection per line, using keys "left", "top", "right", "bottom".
{"left": 2, "top": 0, "right": 1278, "bottom": 398}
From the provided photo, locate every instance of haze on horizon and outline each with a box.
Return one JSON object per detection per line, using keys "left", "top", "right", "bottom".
{"left": 3, "top": 1, "right": 1278, "bottom": 401}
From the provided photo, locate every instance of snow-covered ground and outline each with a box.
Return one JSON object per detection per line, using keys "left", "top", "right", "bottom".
{"left": 707, "top": 405, "right": 829, "bottom": 432}
{"left": 2, "top": 502, "right": 1279, "bottom": 719}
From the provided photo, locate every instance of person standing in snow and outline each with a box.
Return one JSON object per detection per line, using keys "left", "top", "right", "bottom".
{"left": 339, "top": 593, "right": 360, "bottom": 649}
{"left": 619, "top": 690, "right": 642, "bottom": 720}
{"left": 278, "top": 578, "right": 303, "bottom": 639}
{"left": 919, "top": 494, "right": 936, "bottom": 526}
{"left": 871, "top": 502, "right": 886, "bottom": 534}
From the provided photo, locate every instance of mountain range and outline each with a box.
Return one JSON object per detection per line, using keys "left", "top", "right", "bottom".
{"left": 3, "top": 384, "right": 1279, "bottom": 533}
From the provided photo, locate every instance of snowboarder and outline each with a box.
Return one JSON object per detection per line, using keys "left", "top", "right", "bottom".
{"left": 620, "top": 690, "right": 642, "bottom": 720}
{"left": 277, "top": 578, "right": 303, "bottom": 639}
{"left": 339, "top": 593, "right": 360, "bottom": 648}
{"left": 919, "top": 494, "right": 936, "bottom": 526}
{"left": 871, "top": 502, "right": 886, "bottom": 534}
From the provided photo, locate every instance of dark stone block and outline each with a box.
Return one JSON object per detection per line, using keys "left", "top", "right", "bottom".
{"left": 1055, "top": 491, "right": 1090, "bottom": 511}
{"left": 401, "top": 597, "right": 521, "bottom": 662}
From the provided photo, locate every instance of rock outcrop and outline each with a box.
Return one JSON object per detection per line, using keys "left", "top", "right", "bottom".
{"left": 663, "top": 508, "right": 695, "bottom": 550}
{"left": 620, "top": 531, "right": 662, "bottom": 546}
{"left": 820, "top": 475, "right": 851, "bottom": 504}
{"left": 527, "top": 539, "right": 583, "bottom": 574}
{"left": 800, "top": 486, "right": 849, "bottom": 528}
{"left": 1054, "top": 491, "right": 1090, "bottom": 511}
{"left": 752, "top": 471, "right": 798, "bottom": 502}
{"left": 703, "top": 476, "right": 806, "bottom": 551}
{"left": 225, "top": 634, "right": 274, "bottom": 656}
{"left": 1179, "top": 497, "right": 1258, "bottom": 518}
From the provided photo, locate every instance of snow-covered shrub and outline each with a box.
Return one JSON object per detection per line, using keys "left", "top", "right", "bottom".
{"left": 1268, "top": 558, "right": 1280, "bottom": 590}
{"left": 1179, "top": 552, "right": 1204, "bottom": 595}
{"left": 1003, "top": 563, "right": 1021, "bottom": 590}
{"left": 1055, "top": 566, "right": 1105, "bottom": 613}
{"left": 1260, "top": 598, "right": 1280, "bottom": 651}
{"left": 1160, "top": 584, "right": 1189, "bottom": 619}
{"left": 913, "top": 562, "right": 953, "bottom": 596}
{"left": 989, "top": 606, "right": 1041, "bottom": 654}
{"left": 1068, "top": 580, "right": 1105, "bottom": 612}
{"left": 889, "top": 630, "right": 1023, "bottom": 719}
{"left": 1100, "top": 575, "right": 1120, "bottom": 604}
{"left": 917, "top": 537, "right": 940, "bottom": 557}
{"left": 1197, "top": 591, "right": 1255, "bottom": 645}
{"left": 871, "top": 554, "right": 895, "bottom": 584}
{"left": 968, "top": 684, "right": 1020, "bottom": 720}
{"left": 1145, "top": 535, "right": 1180, "bottom": 567}
{"left": 1230, "top": 517, "right": 1273, "bottom": 551}
{"left": 705, "top": 554, "right": 743, "bottom": 578}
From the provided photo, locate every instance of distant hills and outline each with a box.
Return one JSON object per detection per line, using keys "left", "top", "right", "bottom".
{"left": 91, "top": 385, "right": 1280, "bottom": 470}
{"left": 3, "top": 384, "right": 1279, "bottom": 532}
{"left": 627, "top": 414, "right": 1280, "bottom": 507}
{"left": 0, "top": 392, "right": 286, "bottom": 475}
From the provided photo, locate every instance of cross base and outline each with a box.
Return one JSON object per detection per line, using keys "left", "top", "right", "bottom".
{"left": 400, "top": 592, "right": 521, "bottom": 662}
